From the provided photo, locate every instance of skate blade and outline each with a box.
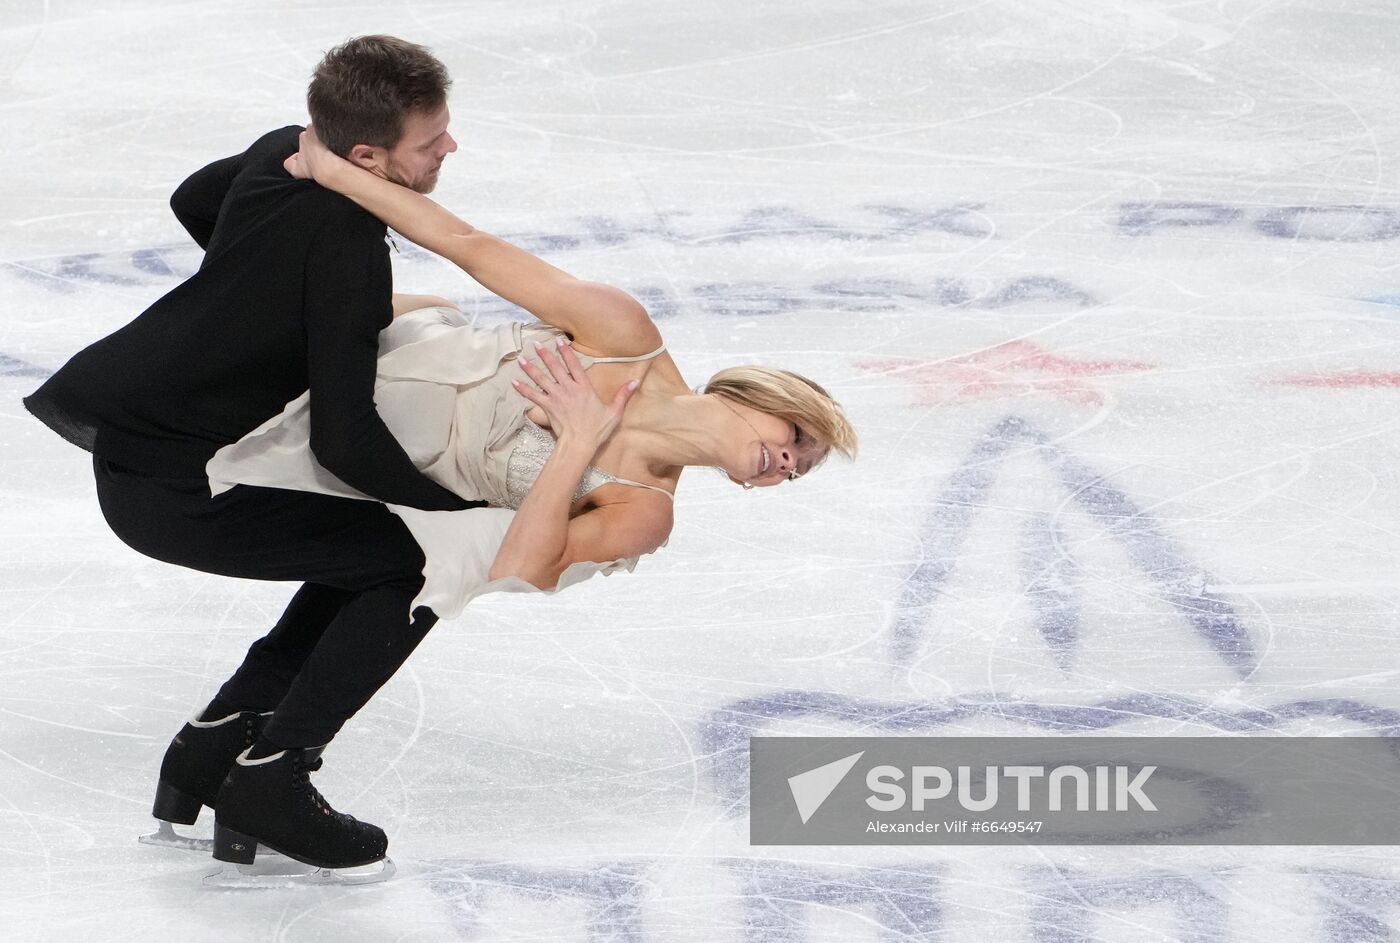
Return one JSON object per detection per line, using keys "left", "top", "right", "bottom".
{"left": 140, "top": 821, "right": 280, "bottom": 858}
{"left": 201, "top": 857, "right": 395, "bottom": 889}
{"left": 140, "top": 821, "right": 214, "bottom": 853}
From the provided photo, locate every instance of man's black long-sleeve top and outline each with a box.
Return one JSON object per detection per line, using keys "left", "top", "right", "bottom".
{"left": 24, "top": 126, "right": 471, "bottom": 512}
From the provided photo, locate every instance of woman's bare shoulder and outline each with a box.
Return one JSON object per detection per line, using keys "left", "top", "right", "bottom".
{"left": 564, "top": 283, "right": 665, "bottom": 357}
{"left": 564, "top": 487, "right": 675, "bottom": 565}
{"left": 577, "top": 483, "right": 675, "bottom": 532}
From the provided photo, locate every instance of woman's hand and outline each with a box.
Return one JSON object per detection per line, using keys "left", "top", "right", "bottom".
{"left": 282, "top": 125, "right": 346, "bottom": 185}
{"left": 513, "top": 339, "right": 638, "bottom": 449}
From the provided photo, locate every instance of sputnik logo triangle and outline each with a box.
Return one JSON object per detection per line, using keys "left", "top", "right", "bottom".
{"left": 889, "top": 415, "right": 1256, "bottom": 677}
{"left": 788, "top": 751, "right": 864, "bottom": 824}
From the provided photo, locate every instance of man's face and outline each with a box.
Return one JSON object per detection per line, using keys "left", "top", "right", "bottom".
{"left": 381, "top": 103, "right": 457, "bottom": 194}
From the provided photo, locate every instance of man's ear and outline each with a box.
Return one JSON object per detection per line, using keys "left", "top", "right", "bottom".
{"left": 346, "top": 143, "right": 387, "bottom": 174}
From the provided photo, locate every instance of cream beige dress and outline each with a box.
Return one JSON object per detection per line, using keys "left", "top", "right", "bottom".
{"left": 206, "top": 306, "right": 670, "bottom": 618}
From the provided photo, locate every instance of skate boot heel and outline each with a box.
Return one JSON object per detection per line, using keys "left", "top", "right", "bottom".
{"left": 152, "top": 780, "right": 203, "bottom": 825}
{"left": 213, "top": 823, "right": 259, "bottom": 865}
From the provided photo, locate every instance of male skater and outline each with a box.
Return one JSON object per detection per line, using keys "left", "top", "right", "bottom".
{"left": 23, "top": 35, "right": 468, "bottom": 874}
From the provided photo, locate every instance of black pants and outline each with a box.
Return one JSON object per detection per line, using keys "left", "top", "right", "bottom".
{"left": 94, "top": 457, "right": 438, "bottom": 747}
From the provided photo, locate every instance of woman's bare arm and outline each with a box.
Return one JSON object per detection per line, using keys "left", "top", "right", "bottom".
{"left": 289, "top": 131, "right": 661, "bottom": 355}
{"left": 488, "top": 440, "right": 672, "bottom": 590}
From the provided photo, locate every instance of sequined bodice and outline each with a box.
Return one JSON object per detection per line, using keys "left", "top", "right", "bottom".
{"left": 497, "top": 334, "right": 676, "bottom": 509}
{"left": 503, "top": 418, "right": 627, "bottom": 509}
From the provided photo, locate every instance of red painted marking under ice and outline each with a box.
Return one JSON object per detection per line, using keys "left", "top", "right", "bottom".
{"left": 858, "top": 340, "right": 1154, "bottom": 408}
{"left": 1277, "top": 372, "right": 1400, "bottom": 389}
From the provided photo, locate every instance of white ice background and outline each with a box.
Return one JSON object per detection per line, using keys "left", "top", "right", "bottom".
{"left": 3, "top": 0, "right": 1400, "bottom": 940}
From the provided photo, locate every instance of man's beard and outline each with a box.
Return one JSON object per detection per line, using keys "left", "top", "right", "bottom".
{"left": 384, "top": 164, "right": 437, "bottom": 194}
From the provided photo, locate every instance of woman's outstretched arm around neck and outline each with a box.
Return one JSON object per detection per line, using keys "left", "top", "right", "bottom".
{"left": 286, "top": 128, "right": 662, "bottom": 357}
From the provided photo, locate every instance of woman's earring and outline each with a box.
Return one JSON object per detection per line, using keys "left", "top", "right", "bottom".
{"left": 742, "top": 481, "right": 755, "bottom": 491}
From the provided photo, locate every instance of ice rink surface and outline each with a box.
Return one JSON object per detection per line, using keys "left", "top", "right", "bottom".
{"left": 4, "top": 0, "right": 1400, "bottom": 939}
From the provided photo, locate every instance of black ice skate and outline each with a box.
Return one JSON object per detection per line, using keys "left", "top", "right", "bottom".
{"left": 140, "top": 707, "right": 271, "bottom": 853}
{"left": 205, "top": 745, "right": 394, "bottom": 887}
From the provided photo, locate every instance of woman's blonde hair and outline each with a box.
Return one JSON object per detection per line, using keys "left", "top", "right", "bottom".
{"left": 704, "top": 366, "right": 858, "bottom": 462}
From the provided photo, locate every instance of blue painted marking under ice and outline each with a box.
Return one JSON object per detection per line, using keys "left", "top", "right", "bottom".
{"left": 815, "top": 276, "right": 970, "bottom": 310}
{"left": 128, "top": 247, "right": 179, "bottom": 277}
{"left": 1, "top": 353, "right": 50, "bottom": 379}
{"left": 981, "top": 275, "right": 1094, "bottom": 307}
{"left": 700, "top": 691, "right": 1400, "bottom": 813}
{"left": 1119, "top": 201, "right": 1400, "bottom": 242}
{"left": 1256, "top": 206, "right": 1400, "bottom": 242}
{"left": 1315, "top": 870, "right": 1400, "bottom": 942}
{"left": 888, "top": 415, "right": 1255, "bottom": 677}
{"left": 412, "top": 852, "right": 1400, "bottom": 940}
{"left": 1025, "top": 866, "right": 1227, "bottom": 943}
{"left": 727, "top": 859, "right": 944, "bottom": 942}
{"left": 3, "top": 204, "right": 1105, "bottom": 317}
{"left": 1021, "top": 510, "right": 1080, "bottom": 668}
{"left": 8, "top": 257, "right": 1096, "bottom": 319}
{"left": 1118, "top": 201, "right": 1244, "bottom": 236}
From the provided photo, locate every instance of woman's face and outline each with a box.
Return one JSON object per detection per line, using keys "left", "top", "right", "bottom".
{"left": 726, "top": 411, "right": 827, "bottom": 488}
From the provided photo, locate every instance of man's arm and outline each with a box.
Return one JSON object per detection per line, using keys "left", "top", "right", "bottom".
{"left": 170, "top": 127, "right": 305, "bottom": 250}
{"left": 170, "top": 152, "right": 246, "bottom": 250}
{"left": 302, "top": 202, "right": 477, "bottom": 512}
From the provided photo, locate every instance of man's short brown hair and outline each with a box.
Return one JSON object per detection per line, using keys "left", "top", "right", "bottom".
{"left": 307, "top": 35, "right": 451, "bottom": 157}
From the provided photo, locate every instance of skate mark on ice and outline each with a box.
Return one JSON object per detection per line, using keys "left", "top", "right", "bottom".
{"left": 426, "top": 859, "right": 649, "bottom": 941}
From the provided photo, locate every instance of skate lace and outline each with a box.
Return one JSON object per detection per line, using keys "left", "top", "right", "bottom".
{"left": 292, "top": 756, "right": 332, "bottom": 814}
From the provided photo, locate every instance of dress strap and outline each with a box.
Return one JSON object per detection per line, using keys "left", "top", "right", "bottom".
{"left": 605, "top": 475, "right": 676, "bottom": 499}
{"left": 540, "top": 338, "right": 672, "bottom": 499}
{"left": 585, "top": 344, "right": 667, "bottom": 364}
